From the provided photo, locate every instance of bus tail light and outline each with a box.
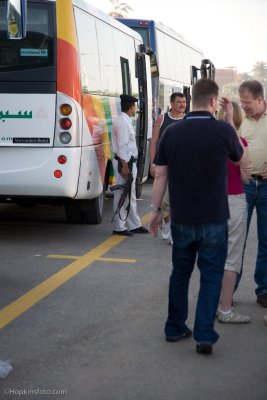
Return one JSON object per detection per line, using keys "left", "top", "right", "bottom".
{"left": 58, "top": 155, "right": 67, "bottom": 164}
{"left": 54, "top": 170, "right": 62, "bottom": 178}
{"left": 59, "top": 132, "right": 72, "bottom": 144}
{"left": 60, "top": 118, "right": 72, "bottom": 130}
{"left": 60, "top": 104, "right": 72, "bottom": 116}
{"left": 55, "top": 93, "right": 79, "bottom": 147}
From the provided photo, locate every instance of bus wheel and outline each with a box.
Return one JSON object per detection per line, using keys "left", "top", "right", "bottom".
{"left": 65, "top": 192, "right": 104, "bottom": 224}
{"left": 83, "top": 191, "right": 105, "bottom": 224}
{"left": 65, "top": 200, "right": 84, "bottom": 223}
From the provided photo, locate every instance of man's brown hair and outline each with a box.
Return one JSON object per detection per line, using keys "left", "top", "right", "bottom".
{"left": 239, "top": 80, "right": 264, "bottom": 99}
{"left": 192, "top": 78, "right": 219, "bottom": 108}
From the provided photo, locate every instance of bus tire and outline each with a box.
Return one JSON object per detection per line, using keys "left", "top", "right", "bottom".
{"left": 65, "top": 200, "right": 84, "bottom": 223}
{"left": 65, "top": 192, "right": 104, "bottom": 224}
{"left": 83, "top": 191, "right": 105, "bottom": 224}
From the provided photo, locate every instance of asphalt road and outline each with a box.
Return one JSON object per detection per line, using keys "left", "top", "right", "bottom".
{"left": 0, "top": 181, "right": 266, "bottom": 400}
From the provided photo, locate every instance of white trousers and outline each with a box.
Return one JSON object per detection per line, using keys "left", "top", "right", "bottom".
{"left": 112, "top": 159, "right": 141, "bottom": 231}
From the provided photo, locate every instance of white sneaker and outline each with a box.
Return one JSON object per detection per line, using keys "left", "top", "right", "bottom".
{"left": 161, "top": 220, "right": 170, "bottom": 240}
{"left": 218, "top": 310, "right": 250, "bottom": 324}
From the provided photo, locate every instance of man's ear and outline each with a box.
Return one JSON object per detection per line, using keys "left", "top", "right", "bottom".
{"left": 211, "top": 96, "right": 218, "bottom": 112}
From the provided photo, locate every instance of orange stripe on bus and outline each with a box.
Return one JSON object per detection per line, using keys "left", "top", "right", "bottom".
{"left": 57, "top": 38, "right": 81, "bottom": 104}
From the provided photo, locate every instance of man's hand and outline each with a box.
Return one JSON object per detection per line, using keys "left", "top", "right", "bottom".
{"left": 149, "top": 211, "right": 162, "bottom": 238}
{"left": 121, "top": 164, "right": 130, "bottom": 180}
{"left": 219, "top": 97, "right": 234, "bottom": 126}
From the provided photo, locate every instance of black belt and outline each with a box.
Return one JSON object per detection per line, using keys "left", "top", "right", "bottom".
{"left": 251, "top": 174, "right": 263, "bottom": 180}
{"left": 115, "top": 155, "right": 137, "bottom": 163}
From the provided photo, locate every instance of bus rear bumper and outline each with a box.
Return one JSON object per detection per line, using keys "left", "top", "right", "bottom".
{"left": 0, "top": 146, "right": 103, "bottom": 199}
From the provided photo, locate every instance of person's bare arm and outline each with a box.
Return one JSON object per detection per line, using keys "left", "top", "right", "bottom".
{"left": 219, "top": 97, "right": 234, "bottom": 128}
{"left": 149, "top": 165, "right": 168, "bottom": 237}
{"left": 149, "top": 115, "right": 163, "bottom": 177}
{"left": 240, "top": 147, "right": 252, "bottom": 183}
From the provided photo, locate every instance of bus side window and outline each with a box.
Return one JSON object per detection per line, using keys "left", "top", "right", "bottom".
{"left": 96, "top": 19, "right": 118, "bottom": 95}
{"left": 75, "top": 8, "right": 101, "bottom": 94}
{"left": 120, "top": 57, "right": 131, "bottom": 95}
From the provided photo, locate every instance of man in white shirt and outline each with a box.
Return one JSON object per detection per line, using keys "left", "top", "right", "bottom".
{"left": 111, "top": 94, "right": 149, "bottom": 236}
{"left": 237, "top": 80, "right": 267, "bottom": 307}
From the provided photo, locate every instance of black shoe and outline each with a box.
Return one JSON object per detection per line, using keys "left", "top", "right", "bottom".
{"left": 257, "top": 293, "right": 267, "bottom": 307}
{"left": 196, "top": 342, "right": 213, "bottom": 355}
{"left": 130, "top": 226, "right": 149, "bottom": 233}
{"left": 113, "top": 230, "right": 133, "bottom": 237}
{"left": 166, "top": 329, "right": 192, "bottom": 342}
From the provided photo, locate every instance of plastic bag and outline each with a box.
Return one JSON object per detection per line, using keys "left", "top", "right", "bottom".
{"left": 0, "top": 359, "right": 13, "bottom": 378}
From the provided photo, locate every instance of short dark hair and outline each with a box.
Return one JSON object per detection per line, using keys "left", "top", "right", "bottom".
{"left": 239, "top": 80, "right": 264, "bottom": 99}
{"left": 192, "top": 79, "right": 219, "bottom": 108}
{"left": 121, "top": 102, "right": 135, "bottom": 112}
{"left": 170, "top": 92, "right": 186, "bottom": 102}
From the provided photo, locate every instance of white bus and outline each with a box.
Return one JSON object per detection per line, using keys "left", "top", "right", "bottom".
{"left": 0, "top": 0, "right": 152, "bottom": 223}
{"left": 118, "top": 19, "right": 215, "bottom": 119}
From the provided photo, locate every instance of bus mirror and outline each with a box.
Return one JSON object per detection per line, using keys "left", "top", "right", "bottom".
{"left": 138, "top": 44, "right": 153, "bottom": 55}
{"left": 191, "top": 66, "right": 198, "bottom": 85}
{"left": 7, "top": 0, "right": 27, "bottom": 40}
{"left": 150, "top": 53, "right": 159, "bottom": 77}
{"left": 200, "top": 59, "right": 216, "bottom": 80}
{"left": 145, "top": 46, "right": 153, "bottom": 55}
{"left": 138, "top": 44, "right": 146, "bottom": 54}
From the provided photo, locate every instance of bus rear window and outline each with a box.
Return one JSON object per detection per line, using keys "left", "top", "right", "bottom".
{"left": 0, "top": 2, "right": 55, "bottom": 72}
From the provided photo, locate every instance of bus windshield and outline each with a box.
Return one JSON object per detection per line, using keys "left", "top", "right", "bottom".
{"left": 133, "top": 27, "right": 150, "bottom": 47}
{"left": 0, "top": 1, "right": 55, "bottom": 73}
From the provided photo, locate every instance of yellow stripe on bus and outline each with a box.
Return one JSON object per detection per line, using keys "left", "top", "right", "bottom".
{"left": 56, "top": 0, "right": 78, "bottom": 50}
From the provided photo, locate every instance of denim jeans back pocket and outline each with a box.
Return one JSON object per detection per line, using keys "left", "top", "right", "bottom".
{"left": 203, "top": 223, "right": 228, "bottom": 247}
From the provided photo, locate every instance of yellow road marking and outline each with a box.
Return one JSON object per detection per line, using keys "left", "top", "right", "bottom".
{"left": 47, "top": 255, "right": 136, "bottom": 263}
{"left": 0, "top": 236, "right": 124, "bottom": 329}
{"left": 141, "top": 213, "right": 151, "bottom": 226}
{"left": 0, "top": 213, "right": 151, "bottom": 329}
{"left": 97, "top": 257, "right": 136, "bottom": 263}
{"left": 47, "top": 255, "right": 79, "bottom": 260}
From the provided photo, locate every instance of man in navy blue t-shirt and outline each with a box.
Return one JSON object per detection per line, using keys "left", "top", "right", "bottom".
{"left": 149, "top": 79, "right": 244, "bottom": 355}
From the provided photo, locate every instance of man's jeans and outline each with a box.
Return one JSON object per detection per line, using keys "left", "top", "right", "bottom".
{"left": 240, "top": 178, "right": 267, "bottom": 297}
{"left": 165, "top": 222, "right": 228, "bottom": 344}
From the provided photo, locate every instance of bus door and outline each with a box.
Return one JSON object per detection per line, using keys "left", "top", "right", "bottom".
{"left": 135, "top": 52, "right": 152, "bottom": 197}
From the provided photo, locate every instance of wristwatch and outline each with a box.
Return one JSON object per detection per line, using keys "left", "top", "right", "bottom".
{"left": 151, "top": 205, "right": 161, "bottom": 212}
